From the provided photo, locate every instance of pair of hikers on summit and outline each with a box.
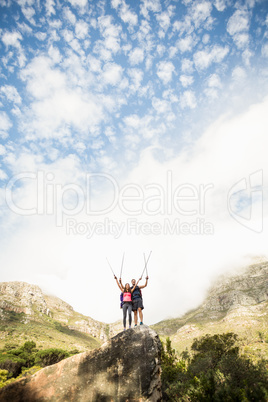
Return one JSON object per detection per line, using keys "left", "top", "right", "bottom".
{"left": 114, "top": 275, "right": 149, "bottom": 330}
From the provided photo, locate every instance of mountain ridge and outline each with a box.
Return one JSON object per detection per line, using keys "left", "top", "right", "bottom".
{"left": 151, "top": 259, "right": 268, "bottom": 359}
{"left": 0, "top": 280, "right": 121, "bottom": 351}
{"left": 0, "top": 260, "right": 268, "bottom": 358}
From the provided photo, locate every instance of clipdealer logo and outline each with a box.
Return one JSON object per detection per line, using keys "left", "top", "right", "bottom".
{"left": 227, "top": 170, "right": 263, "bottom": 233}
{"left": 5, "top": 170, "right": 215, "bottom": 237}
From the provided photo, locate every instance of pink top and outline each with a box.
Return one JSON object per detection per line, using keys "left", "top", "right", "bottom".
{"left": 123, "top": 292, "right": 132, "bottom": 302}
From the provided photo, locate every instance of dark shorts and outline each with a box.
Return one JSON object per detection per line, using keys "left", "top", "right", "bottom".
{"left": 132, "top": 298, "right": 144, "bottom": 311}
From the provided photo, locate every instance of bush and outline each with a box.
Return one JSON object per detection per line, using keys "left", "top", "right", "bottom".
{"left": 35, "top": 348, "right": 70, "bottom": 367}
{"left": 161, "top": 333, "right": 268, "bottom": 402}
{"left": 0, "top": 357, "right": 26, "bottom": 378}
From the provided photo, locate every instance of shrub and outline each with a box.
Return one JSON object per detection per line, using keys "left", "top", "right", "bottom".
{"left": 35, "top": 348, "right": 70, "bottom": 367}
{"left": 161, "top": 333, "right": 268, "bottom": 402}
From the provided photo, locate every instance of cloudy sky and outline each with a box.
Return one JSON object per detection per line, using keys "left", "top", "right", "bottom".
{"left": 0, "top": 0, "right": 268, "bottom": 325}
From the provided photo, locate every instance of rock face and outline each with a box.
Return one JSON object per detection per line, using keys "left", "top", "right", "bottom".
{"left": 152, "top": 260, "right": 268, "bottom": 337}
{"left": 0, "top": 281, "right": 117, "bottom": 344}
{"left": 200, "top": 260, "right": 268, "bottom": 317}
{"left": 0, "top": 326, "right": 162, "bottom": 402}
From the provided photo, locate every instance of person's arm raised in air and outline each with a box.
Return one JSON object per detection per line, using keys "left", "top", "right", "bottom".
{"left": 139, "top": 276, "right": 149, "bottom": 289}
{"left": 130, "top": 278, "right": 141, "bottom": 293}
{"left": 114, "top": 275, "right": 124, "bottom": 292}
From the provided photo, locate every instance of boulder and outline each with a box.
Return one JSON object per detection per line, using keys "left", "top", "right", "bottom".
{"left": 0, "top": 326, "right": 162, "bottom": 401}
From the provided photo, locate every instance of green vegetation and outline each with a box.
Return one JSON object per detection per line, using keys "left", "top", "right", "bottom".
{"left": 153, "top": 300, "right": 268, "bottom": 361}
{"left": 0, "top": 310, "right": 101, "bottom": 352}
{"left": 161, "top": 333, "right": 268, "bottom": 401}
{"left": 0, "top": 340, "right": 76, "bottom": 388}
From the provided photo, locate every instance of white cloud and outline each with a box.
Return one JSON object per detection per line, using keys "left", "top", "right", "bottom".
{"left": 180, "top": 75, "right": 194, "bottom": 88}
{"left": 75, "top": 20, "right": 89, "bottom": 39}
{"left": 0, "top": 144, "right": 6, "bottom": 156}
{"left": 242, "top": 48, "right": 253, "bottom": 66}
{"left": 2, "top": 31, "right": 23, "bottom": 48}
{"left": 35, "top": 32, "right": 47, "bottom": 41}
{"left": 128, "top": 47, "right": 144, "bottom": 65}
{"left": 202, "top": 34, "right": 210, "bottom": 44}
{"left": 207, "top": 73, "right": 221, "bottom": 88}
{"left": 180, "top": 90, "right": 197, "bottom": 109}
{"left": 111, "top": 0, "right": 121, "bottom": 9}
{"left": 48, "top": 45, "right": 62, "bottom": 64}
{"left": 227, "top": 9, "right": 250, "bottom": 36}
{"left": 194, "top": 45, "right": 229, "bottom": 70}
{"left": 0, "top": 85, "right": 22, "bottom": 104}
{"left": 123, "top": 113, "right": 163, "bottom": 142}
{"left": 119, "top": 1, "right": 138, "bottom": 28}
{"left": 233, "top": 32, "right": 250, "bottom": 49}
{"left": 152, "top": 97, "right": 172, "bottom": 114}
{"left": 157, "top": 44, "right": 166, "bottom": 57}
{"left": 97, "top": 15, "right": 122, "bottom": 56}
{"left": 176, "top": 35, "right": 195, "bottom": 53}
{"left": 0, "top": 111, "right": 12, "bottom": 138}
{"left": 102, "top": 62, "right": 123, "bottom": 86}
{"left": 63, "top": 7, "right": 77, "bottom": 25}
{"left": 156, "top": 10, "right": 172, "bottom": 37}
{"left": 232, "top": 66, "right": 247, "bottom": 81}
{"left": 140, "top": 0, "right": 162, "bottom": 19}
{"left": 45, "top": 0, "right": 56, "bottom": 16}
{"left": 190, "top": 1, "right": 213, "bottom": 28}
{"left": 87, "top": 55, "right": 102, "bottom": 73}
{"left": 205, "top": 74, "right": 221, "bottom": 99}
{"left": 68, "top": 0, "right": 87, "bottom": 9}
{"left": 181, "top": 58, "right": 194, "bottom": 74}
{"left": 213, "top": 0, "right": 227, "bottom": 11}
{"left": 127, "top": 68, "right": 143, "bottom": 92}
{"left": 19, "top": 56, "right": 105, "bottom": 139}
{"left": 21, "top": 6, "right": 36, "bottom": 24}
{"left": 156, "top": 61, "right": 175, "bottom": 85}
{"left": 227, "top": 9, "right": 250, "bottom": 48}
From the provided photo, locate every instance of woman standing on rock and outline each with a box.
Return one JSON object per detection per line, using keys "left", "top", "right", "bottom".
{"left": 114, "top": 276, "right": 140, "bottom": 331}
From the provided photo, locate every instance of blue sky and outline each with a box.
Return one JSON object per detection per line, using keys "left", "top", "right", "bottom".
{"left": 0, "top": 0, "right": 268, "bottom": 324}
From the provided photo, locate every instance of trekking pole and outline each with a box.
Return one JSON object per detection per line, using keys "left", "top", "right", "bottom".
{"left": 143, "top": 253, "right": 149, "bottom": 277}
{"left": 106, "top": 257, "right": 116, "bottom": 277}
{"left": 120, "top": 253, "right": 125, "bottom": 279}
{"left": 140, "top": 251, "right": 152, "bottom": 279}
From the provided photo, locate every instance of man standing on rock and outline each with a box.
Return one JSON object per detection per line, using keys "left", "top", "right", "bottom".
{"left": 131, "top": 276, "right": 149, "bottom": 326}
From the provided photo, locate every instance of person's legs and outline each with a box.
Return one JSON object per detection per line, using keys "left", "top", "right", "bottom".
{"left": 138, "top": 307, "right": 143, "bottom": 324}
{"left": 133, "top": 310, "right": 138, "bottom": 325}
{"left": 128, "top": 304, "right": 132, "bottom": 327}
{"left": 122, "top": 304, "right": 127, "bottom": 329}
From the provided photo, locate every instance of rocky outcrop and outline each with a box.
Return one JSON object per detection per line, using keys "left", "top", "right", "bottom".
{"left": 152, "top": 260, "right": 268, "bottom": 337}
{"left": 0, "top": 326, "right": 162, "bottom": 402}
{"left": 0, "top": 282, "right": 50, "bottom": 317}
{"left": 202, "top": 261, "right": 268, "bottom": 315}
{"left": 0, "top": 281, "right": 116, "bottom": 342}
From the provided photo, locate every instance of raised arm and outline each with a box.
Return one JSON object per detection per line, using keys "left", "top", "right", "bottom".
{"left": 114, "top": 275, "right": 124, "bottom": 292}
{"left": 139, "top": 276, "right": 149, "bottom": 289}
{"left": 130, "top": 278, "right": 141, "bottom": 293}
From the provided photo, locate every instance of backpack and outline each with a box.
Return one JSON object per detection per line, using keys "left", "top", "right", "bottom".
{"left": 132, "top": 285, "right": 142, "bottom": 300}
{"left": 120, "top": 292, "right": 123, "bottom": 308}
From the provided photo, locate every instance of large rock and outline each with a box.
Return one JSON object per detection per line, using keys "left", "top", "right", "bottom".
{"left": 0, "top": 326, "right": 162, "bottom": 402}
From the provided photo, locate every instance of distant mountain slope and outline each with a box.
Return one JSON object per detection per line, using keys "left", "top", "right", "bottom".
{"left": 0, "top": 281, "right": 120, "bottom": 351}
{"left": 152, "top": 260, "right": 268, "bottom": 359}
{"left": 1, "top": 260, "right": 267, "bottom": 359}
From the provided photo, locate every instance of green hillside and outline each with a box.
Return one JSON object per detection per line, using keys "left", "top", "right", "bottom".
{"left": 152, "top": 260, "right": 268, "bottom": 361}
{"left": 0, "top": 309, "right": 101, "bottom": 352}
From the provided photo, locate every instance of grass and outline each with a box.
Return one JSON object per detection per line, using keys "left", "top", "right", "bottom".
{"left": 0, "top": 312, "right": 101, "bottom": 352}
